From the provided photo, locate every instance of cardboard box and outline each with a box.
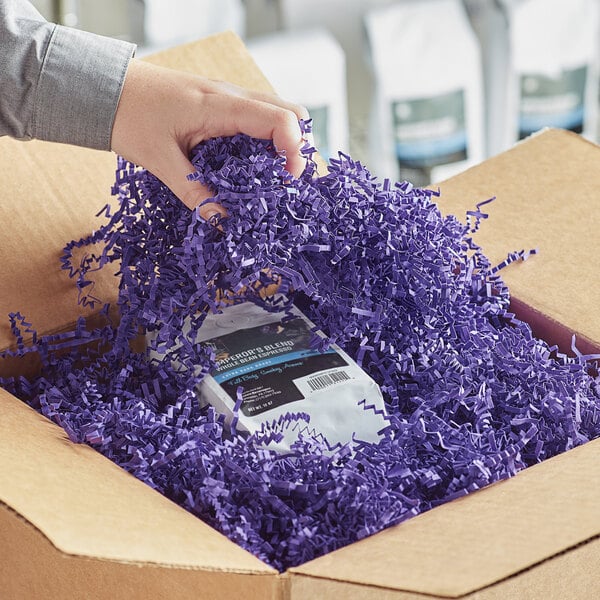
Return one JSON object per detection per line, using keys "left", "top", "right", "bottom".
{"left": 1, "top": 32, "right": 600, "bottom": 599}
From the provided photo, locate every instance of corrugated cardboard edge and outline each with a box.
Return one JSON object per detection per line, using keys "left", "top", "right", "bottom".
{"left": 288, "top": 437, "right": 600, "bottom": 598}
{"left": 0, "top": 502, "right": 283, "bottom": 600}
{"left": 288, "top": 536, "right": 600, "bottom": 599}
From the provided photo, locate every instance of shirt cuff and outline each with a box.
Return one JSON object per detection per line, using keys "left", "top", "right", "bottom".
{"left": 34, "top": 25, "right": 136, "bottom": 150}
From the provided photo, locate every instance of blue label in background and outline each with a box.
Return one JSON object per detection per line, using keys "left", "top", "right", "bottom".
{"left": 391, "top": 89, "right": 468, "bottom": 186}
{"left": 308, "top": 105, "right": 330, "bottom": 161}
{"left": 519, "top": 66, "right": 587, "bottom": 138}
{"left": 395, "top": 131, "right": 468, "bottom": 164}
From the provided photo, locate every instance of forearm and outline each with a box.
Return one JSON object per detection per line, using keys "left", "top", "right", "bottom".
{"left": 0, "top": 0, "right": 135, "bottom": 149}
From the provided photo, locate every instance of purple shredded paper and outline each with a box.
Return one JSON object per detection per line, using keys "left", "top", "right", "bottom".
{"left": 2, "top": 123, "right": 600, "bottom": 571}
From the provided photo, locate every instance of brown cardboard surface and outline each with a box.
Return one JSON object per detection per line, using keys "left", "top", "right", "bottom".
{"left": 0, "top": 139, "right": 117, "bottom": 358}
{"left": 291, "top": 436, "right": 600, "bottom": 597}
{"left": 289, "top": 537, "right": 600, "bottom": 599}
{"left": 435, "top": 129, "right": 600, "bottom": 355}
{"left": 0, "top": 504, "right": 280, "bottom": 600}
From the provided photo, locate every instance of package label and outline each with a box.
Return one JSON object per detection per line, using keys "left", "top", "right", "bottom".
{"left": 519, "top": 66, "right": 587, "bottom": 138}
{"left": 203, "top": 316, "right": 350, "bottom": 417}
{"left": 391, "top": 89, "right": 468, "bottom": 185}
{"left": 191, "top": 302, "right": 388, "bottom": 450}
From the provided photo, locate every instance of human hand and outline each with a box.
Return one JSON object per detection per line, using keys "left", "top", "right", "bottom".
{"left": 111, "top": 58, "right": 309, "bottom": 219}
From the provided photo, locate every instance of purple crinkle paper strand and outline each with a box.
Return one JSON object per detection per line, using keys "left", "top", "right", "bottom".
{"left": 3, "top": 124, "right": 600, "bottom": 571}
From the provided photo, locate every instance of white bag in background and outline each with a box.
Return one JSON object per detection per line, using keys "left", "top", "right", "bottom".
{"left": 463, "top": 0, "right": 512, "bottom": 159}
{"left": 247, "top": 28, "right": 349, "bottom": 161}
{"left": 501, "top": 0, "right": 600, "bottom": 146}
{"left": 365, "top": 0, "right": 484, "bottom": 186}
{"left": 140, "top": 0, "right": 245, "bottom": 52}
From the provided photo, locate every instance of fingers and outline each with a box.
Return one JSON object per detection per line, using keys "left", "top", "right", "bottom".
{"left": 213, "top": 80, "right": 310, "bottom": 122}
{"left": 199, "top": 93, "right": 310, "bottom": 179}
{"left": 223, "top": 86, "right": 314, "bottom": 175}
{"left": 158, "top": 147, "right": 225, "bottom": 218}
{"left": 113, "top": 61, "right": 312, "bottom": 215}
{"left": 272, "top": 115, "right": 307, "bottom": 179}
{"left": 245, "top": 98, "right": 311, "bottom": 179}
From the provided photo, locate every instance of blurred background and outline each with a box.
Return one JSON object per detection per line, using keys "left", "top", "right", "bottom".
{"left": 31, "top": 0, "right": 600, "bottom": 185}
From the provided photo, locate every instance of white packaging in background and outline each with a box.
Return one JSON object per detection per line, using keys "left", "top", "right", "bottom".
{"left": 500, "top": 0, "right": 600, "bottom": 146}
{"left": 463, "top": 0, "right": 512, "bottom": 159}
{"left": 247, "top": 28, "right": 349, "bottom": 161}
{"left": 365, "top": 0, "right": 484, "bottom": 187}
{"left": 140, "top": 0, "right": 245, "bottom": 53}
{"left": 192, "top": 302, "right": 387, "bottom": 452}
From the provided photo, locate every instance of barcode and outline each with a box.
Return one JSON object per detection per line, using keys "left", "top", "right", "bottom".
{"left": 306, "top": 370, "right": 351, "bottom": 392}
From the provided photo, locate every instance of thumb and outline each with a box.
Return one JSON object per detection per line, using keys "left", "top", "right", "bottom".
{"left": 160, "top": 148, "right": 226, "bottom": 220}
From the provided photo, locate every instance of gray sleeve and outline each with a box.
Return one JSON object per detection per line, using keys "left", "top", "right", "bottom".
{"left": 0, "top": 0, "right": 136, "bottom": 150}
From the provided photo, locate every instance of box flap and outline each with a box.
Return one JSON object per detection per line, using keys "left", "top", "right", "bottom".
{"left": 0, "top": 387, "right": 275, "bottom": 574}
{"left": 289, "top": 538, "right": 600, "bottom": 599}
{"left": 0, "top": 31, "right": 274, "bottom": 362}
{"left": 436, "top": 128, "right": 600, "bottom": 354}
{"left": 0, "top": 139, "right": 117, "bottom": 355}
{"left": 142, "top": 30, "right": 270, "bottom": 80}
{"left": 290, "top": 436, "right": 600, "bottom": 597}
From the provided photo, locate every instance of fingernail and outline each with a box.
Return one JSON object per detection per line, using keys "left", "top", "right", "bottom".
{"left": 206, "top": 209, "right": 223, "bottom": 225}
